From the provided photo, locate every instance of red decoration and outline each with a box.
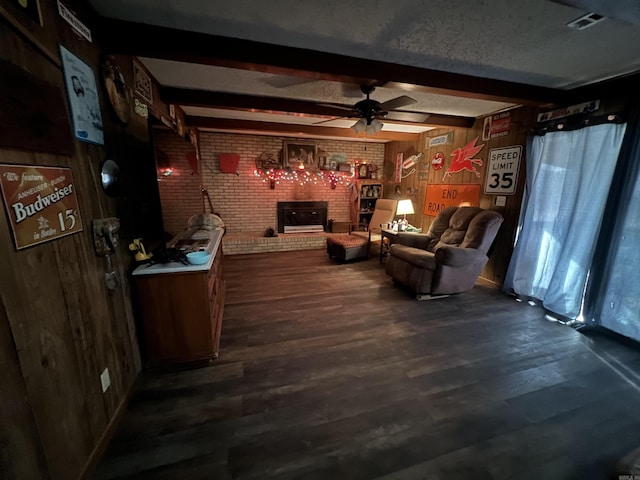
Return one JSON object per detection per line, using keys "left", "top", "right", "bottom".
{"left": 432, "top": 152, "right": 444, "bottom": 170}
{"left": 219, "top": 153, "right": 240, "bottom": 173}
{"left": 443, "top": 137, "right": 485, "bottom": 180}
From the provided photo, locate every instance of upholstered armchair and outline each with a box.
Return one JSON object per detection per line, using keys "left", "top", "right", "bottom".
{"left": 326, "top": 199, "right": 397, "bottom": 262}
{"left": 349, "top": 198, "right": 398, "bottom": 244}
{"left": 385, "top": 206, "right": 503, "bottom": 299}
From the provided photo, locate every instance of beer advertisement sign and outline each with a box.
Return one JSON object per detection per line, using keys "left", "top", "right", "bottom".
{"left": 0, "top": 164, "right": 83, "bottom": 249}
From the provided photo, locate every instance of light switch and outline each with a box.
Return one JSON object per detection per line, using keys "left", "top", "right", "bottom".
{"left": 495, "top": 196, "right": 507, "bottom": 207}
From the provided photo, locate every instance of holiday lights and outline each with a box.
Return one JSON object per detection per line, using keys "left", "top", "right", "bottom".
{"left": 253, "top": 168, "right": 354, "bottom": 189}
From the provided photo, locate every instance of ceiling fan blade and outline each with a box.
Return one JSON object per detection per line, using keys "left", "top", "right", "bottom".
{"left": 314, "top": 103, "right": 361, "bottom": 118}
{"left": 384, "top": 110, "right": 431, "bottom": 123}
{"left": 312, "top": 116, "right": 347, "bottom": 125}
{"left": 379, "top": 95, "right": 417, "bottom": 111}
{"left": 315, "top": 102, "right": 356, "bottom": 112}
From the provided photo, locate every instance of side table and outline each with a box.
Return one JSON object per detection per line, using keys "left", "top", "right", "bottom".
{"left": 380, "top": 228, "right": 398, "bottom": 263}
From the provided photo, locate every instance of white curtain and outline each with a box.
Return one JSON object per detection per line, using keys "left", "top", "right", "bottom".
{"left": 585, "top": 108, "right": 640, "bottom": 341}
{"left": 504, "top": 123, "right": 627, "bottom": 319}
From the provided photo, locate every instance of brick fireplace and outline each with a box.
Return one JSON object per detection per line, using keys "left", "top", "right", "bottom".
{"left": 154, "top": 130, "right": 385, "bottom": 253}
{"left": 277, "top": 201, "right": 328, "bottom": 233}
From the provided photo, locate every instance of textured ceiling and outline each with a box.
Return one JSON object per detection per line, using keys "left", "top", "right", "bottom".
{"left": 89, "top": 0, "right": 640, "bottom": 137}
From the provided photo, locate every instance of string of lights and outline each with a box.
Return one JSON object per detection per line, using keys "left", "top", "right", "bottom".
{"left": 253, "top": 168, "right": 354, "bottom": 189}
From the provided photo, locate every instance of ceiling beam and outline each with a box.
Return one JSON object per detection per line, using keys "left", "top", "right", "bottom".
{"left": 98, "top": 18, "right": 564, "bottom": 106}
{"left": 565, "top": 71, "right": 640, "bottom": 105}
{"left": 186, "top": 116, "right": 420, "bottom": 142}
{"left": 163, "top": 87, "right": 475, "bottom": 128}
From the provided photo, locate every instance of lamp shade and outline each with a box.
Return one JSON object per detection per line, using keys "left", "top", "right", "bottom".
{"left": 396, "top": 199, "right": 415, "bottom": 216}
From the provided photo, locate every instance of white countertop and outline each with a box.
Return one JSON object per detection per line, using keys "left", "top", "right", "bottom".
{"left": 132, "top": 228, "right": 224, "bottom": 276}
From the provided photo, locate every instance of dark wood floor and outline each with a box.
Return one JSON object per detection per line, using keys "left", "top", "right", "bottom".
{"left": 94, "top": 249, "right": 640, "bottom": 480}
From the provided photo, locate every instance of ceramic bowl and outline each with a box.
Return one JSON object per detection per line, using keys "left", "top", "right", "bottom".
{"left": 186, "top": 251, "right": 210, "bottom": 265}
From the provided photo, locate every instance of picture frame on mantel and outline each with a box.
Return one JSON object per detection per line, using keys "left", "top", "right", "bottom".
{"left": 283, "top": 140, "right": 317, "bottom": 170}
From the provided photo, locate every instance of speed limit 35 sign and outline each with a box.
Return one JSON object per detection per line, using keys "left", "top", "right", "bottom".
{"left": 484, "top": 145, "right": 522, "bottom": 195}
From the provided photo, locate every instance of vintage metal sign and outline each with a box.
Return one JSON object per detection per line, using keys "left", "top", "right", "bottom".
{"left": 482, "top": 112, "right": 512, "bottom": 140}
{"left": 443, "top": 137, "right": 485, "bottom": 181}
{"left": 394, "top": 152, "right": 402, "bottom": 182}
{"left": 57, "top": 0, "right": 92, "bottom": 42}
{"left": 423, "top": 184, "right": 481, "bottom": 217}
{"left": 537, "top": 100, "right": 599, "bottom": 123}
{"left": 484, "top": 145, "right": 522, "bottom": 195}
{"left": 427, "top": 132, "right": 453, "bottom": 148}
{"left": 0, "top": 164, "right": 83, "bottom": 249}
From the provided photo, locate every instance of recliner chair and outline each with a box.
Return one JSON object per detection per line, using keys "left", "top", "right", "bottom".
{"left": 385, "top": 206, "right": 503, "bottom": 299}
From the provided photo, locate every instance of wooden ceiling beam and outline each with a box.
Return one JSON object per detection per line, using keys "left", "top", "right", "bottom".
{"left": 163, "top": 87, "right": 475, "bottom": 128}
{"left": 161, "top": 87, "right": 349, "bottom": 117}
{"left": 98, "top": 18, "right": 564, "bottom": 106}
{"left": 186, "top": 116, "right": 421, "bottom": 142}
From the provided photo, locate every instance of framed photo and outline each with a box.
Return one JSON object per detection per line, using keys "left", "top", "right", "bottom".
{"left": 356, "top": 163, "right": 371, "bottom": 179}
{"left": 133, "top": 61, "right": 153, "bottom": 104}
{"left": 283, "top": 140, "right": 317, "bottom": 169}
{"left": 60, "top": 46, "right": 104, "bottom": 145}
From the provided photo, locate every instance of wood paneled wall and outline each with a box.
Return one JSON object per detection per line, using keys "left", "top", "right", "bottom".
{"left": 384, "top": 108, "right": 536, "bottom": 286}
{"left": 0, "top": 1, "right": 165, "bottom": 478}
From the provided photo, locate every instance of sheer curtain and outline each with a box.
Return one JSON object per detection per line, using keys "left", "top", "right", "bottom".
{"left": 504, "top": 123, "right": 627, "bottom": 319}
{"left": 585, "top": 105, "right": 640, "bottom": 341}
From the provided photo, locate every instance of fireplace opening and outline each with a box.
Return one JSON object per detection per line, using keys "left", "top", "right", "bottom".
{"left": 277, "top": 201, "right": 328, "bottom": 233}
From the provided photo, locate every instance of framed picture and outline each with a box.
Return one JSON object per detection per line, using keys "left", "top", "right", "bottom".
{"left": 60, "top": 46, "right": 104, "bottom": 145}
{"left": 133, "top": 60, "right": 153, "bottom": 104}
{"left": 283, "top": 140, "right": 317, "bottom": 169}
{"left": 356, "top": 163, "right": 371, "bottom": 179}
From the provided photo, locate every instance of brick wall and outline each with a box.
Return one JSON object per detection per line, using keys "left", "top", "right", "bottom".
{"left": 156, "top": 130, "right": 385, "bottom": 237}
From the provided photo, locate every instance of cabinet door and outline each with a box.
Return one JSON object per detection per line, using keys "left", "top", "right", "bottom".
{"left": 136, "top": 271, "right": 212, "bottom": 366}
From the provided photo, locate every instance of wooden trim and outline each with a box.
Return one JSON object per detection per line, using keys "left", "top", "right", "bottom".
{"left": 78, "top": 372, "right": 141, "bottom": 480}
{"left": 98, "top": 18, "right": 563, "bottom": 106}
{"left": 0, "top": 6, "right": 60, "bottom": 67}
{"left": 186, "top": 116, "right": 420, "bottom": 141}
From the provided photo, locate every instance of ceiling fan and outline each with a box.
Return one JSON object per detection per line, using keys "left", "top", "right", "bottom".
{"left": 315, "top": 85, "right": 429, "bottom": 133}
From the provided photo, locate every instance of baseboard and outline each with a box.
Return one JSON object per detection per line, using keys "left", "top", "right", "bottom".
{"left": 477, "top": 276, "right": 502, "bottom": 289}
{"left": 78, "top": 372, "right": 140, "bottom": 480}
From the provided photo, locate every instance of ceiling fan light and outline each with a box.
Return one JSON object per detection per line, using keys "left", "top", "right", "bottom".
{"left": 352, "top": 118, "right": 367, "bottom": 134}
{"left": 367, "top": 118, "right": 384, "bottom": 134}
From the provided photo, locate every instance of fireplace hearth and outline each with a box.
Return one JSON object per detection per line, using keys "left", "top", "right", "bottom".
{"left": 277, "top": 201, "right": 328, "bottom": 233}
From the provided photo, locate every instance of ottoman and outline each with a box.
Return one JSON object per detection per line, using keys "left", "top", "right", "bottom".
{"left": 326, "top": 233, "right": 370, "bottom": 262}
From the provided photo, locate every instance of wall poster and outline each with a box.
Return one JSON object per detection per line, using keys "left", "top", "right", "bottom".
{"left": 0, "top": 164, "right": 83, "bottom": 249}
{"left": 60, "top": 45, "right": 104, "bottom": 145}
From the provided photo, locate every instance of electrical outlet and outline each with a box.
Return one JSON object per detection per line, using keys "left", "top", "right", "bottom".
{"left": 100, "top": 367, "right": 111, "bottom": 393}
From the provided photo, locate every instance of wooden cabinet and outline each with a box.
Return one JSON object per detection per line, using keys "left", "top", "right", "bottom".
{"left": 134, "top": 248, "right": 225, "bottom": 367}
{"left": 352, "top": 179, "right": 383, "bottom": 227}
